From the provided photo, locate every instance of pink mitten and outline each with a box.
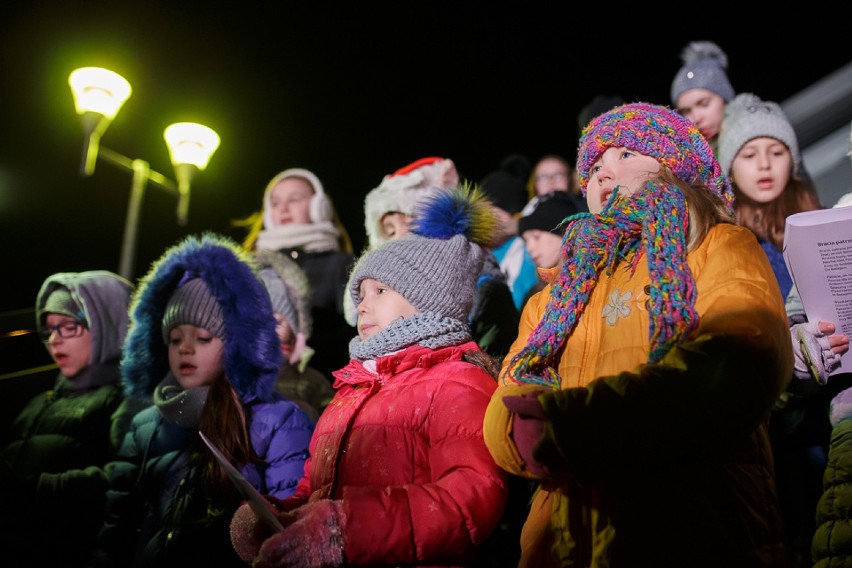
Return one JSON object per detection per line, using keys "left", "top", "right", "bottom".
{"left": 230, "top": 501, "right": 279, "bottom": 562}
{"left": 503, "top": 393, "right": 547, "bottom": 477}
{"left": 254, "top": 499, "right": 346, "bottom": 568}
{"left": 268, "top": 493, "right": 308, "bottom": 513}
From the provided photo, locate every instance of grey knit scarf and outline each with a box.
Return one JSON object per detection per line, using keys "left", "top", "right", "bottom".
{"left": 154, "top": 372, "right": 211, "bottom": 429}
{"left": 348, "top": 312, "right": 471, "bottom": 362}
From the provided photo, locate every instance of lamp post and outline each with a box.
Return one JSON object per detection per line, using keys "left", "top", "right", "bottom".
{"left": 68, "top": 66, "right": 220, "bottom": 280}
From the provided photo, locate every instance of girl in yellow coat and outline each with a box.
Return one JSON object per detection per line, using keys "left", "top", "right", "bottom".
{"left": 483, "top": 102, "right": 793, "bottom": 567}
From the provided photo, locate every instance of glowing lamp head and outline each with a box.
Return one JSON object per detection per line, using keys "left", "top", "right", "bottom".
{"left": 68, "top": 67, "right": 132, "bottom": 120}
{"left": 164, "top": 122, "right": 220, "bottom": 170}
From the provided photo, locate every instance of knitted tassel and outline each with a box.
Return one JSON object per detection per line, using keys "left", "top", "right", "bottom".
{"left": 510, "top": 181, "right": 698, "bottom": 390}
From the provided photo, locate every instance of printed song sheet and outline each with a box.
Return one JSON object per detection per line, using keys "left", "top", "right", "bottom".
{"left": 784, "top": 206, "right": 852, "bottom": 375}
{"left": 198, "top": 430, "right": 284, "bottom": 531}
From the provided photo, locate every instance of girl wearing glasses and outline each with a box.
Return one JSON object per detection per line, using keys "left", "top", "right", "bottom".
{"left": 0, "top": 270, "right": 140, "bottom": 568}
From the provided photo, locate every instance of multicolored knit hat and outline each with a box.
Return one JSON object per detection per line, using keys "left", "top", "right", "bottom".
{"left": 576, "top": 102, "right": 734, "bottom": 214}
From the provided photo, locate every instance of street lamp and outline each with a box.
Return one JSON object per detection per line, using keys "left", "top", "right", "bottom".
{"left": 68, "top": 66, "right": 220, "bottom": 280}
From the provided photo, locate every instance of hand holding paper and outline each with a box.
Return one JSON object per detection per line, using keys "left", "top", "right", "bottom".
{"left": 783, "top": 207, "right": 852, "bottom": 377}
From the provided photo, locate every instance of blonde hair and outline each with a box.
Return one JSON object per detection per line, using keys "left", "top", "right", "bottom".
{"left": 656, "top": 168, "right": 735, "bottom": 251}
{"left": 231, "top": 208, "right": 354, "bottom": 254}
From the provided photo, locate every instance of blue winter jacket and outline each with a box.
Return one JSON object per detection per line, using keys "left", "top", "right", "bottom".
{"left": 90, "top": 394, "right": 312, "bottom": 567}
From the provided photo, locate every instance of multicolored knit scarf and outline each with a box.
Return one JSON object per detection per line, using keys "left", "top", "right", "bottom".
{"left": 510, "top": 180, "right": 698, "bottom": 390}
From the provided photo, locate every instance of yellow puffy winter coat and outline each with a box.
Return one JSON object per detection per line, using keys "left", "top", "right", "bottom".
{"left": 484, "top": 223, "right": 793, "bottom": 567}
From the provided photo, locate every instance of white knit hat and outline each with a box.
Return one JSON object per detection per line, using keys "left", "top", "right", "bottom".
{"left": 718, "top": 93, "right": 801, "bottom": 175}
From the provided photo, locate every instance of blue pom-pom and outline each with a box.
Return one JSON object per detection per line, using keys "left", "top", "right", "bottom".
{"left": 410, "top": 183, "right": 498, "bottom": 246}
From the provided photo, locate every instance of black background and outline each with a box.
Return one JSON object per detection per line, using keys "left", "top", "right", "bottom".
{"left": 2, "top": 2, "right": 850, "bottom": 313}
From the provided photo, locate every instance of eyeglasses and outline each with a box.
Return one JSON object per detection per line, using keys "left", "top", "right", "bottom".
{"left": 40, "top": 320, "right": 85, "bottom": 342}
{"left": 535, "top": 172, "right": 569, "bottom": 183}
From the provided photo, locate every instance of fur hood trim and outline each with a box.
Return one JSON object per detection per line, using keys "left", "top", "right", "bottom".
{"left": 122, "top": 232, "right": 281, "bottom": 403}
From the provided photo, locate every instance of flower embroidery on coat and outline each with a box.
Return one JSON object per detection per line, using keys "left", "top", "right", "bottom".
{"left": 602, "top": 289, "right": 633, "bottom": 326}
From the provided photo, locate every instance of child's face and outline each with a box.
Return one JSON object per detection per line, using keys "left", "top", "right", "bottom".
{"left": 167, "top": 324, "right": 225, "bottom": 389}
{"left": 585, "top": 147, "right": 661, "bottom": 214}
{"left": 42, "top": 313, "right": 91, "bottom": 378}
{"left": 356, "top": 278, "right": 419, "bottom": 340}
{"left": 269, "top": 177, "right": 314, "bottom": 226}
{"left": 380, "top": 212, "right": 414, "bottom": 241}
{"left": 533, "top": 158, "right": 570, "bottom": 196}
{"left": 522, "top": 229, "right": 563, "bottom": 269}
{"left": 730, "top": 137, "right": 792, "bottom": 204}
{"left": 675, "top": 88, "right": 726, "bottom": 141}
{"left": 273, "top": 312, "right": 295, "bottom": 359}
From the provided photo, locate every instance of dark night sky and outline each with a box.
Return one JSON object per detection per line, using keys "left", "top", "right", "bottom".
{"left": 1, "top": 2, "right": 850, "bottom": 314}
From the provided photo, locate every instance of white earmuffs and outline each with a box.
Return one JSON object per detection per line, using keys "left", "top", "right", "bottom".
{"left": 262, "top": 168, "right": 333, "bottom": 228}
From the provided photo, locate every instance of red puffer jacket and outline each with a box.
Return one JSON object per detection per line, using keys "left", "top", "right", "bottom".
{"left": 289, "top": 341, "right": 508, "bottom": 566}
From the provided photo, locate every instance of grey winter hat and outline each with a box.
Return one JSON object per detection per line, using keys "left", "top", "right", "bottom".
{"left": 718, "top": 93, "right": 802, "bottom": 176}
{"left": 350, "top": 233, "right": 482, "bottom": 323}
{"left": 670, "top": 41, "right": 735, "bottom": 105}
{"left": 349, "top": 185, "right": 497, "bottom": 323}
{"left": 161, "top": 276, "right": 225, "bottom": 341}
{"left": 259, "top": 267, "right": 300, "bottom": 336}
{"left": 253, "top": 249, "right": 312, "bottom": 338}
{"left": 41, "top": 287, "right": 85, "bottom": 324}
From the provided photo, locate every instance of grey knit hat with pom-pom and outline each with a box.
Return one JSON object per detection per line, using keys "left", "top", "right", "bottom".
{"left": 718, "top": 92, "right": 801, "bottom": 176}
{"left": 349, "top": 184, "right": 496, "bottom": 323}
{"left": 671, "top": 41, "right": 735, "bottom": 104}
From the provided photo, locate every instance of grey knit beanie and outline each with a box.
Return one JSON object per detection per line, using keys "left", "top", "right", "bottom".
{"left": 349, "top": 233, "right": 482, "bottom": 322}
{"left": 350, "top": 185, "right": 498, "bottom": 323}
{"left": 718, "top": 92, "right": 801, "bottom": 176}
{"left": 258, "top": 267, "right": 300, "bottom": 336}
{"left": 42, "top": 287, "right": 85, "bottom": 324}
{"left": 670, "top": 41, "right": 735, "bottom": 105}
{"left": 161, "top": 276, "right": 225, "bottom": 341}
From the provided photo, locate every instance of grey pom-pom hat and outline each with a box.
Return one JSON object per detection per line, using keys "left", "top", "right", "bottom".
{"left": 671, "top": 40, "right": 735, "bottom": 105}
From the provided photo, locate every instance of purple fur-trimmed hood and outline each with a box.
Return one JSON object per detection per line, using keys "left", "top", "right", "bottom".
{"left": 122, "top": 232, "right": 281, "bottom": 403}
